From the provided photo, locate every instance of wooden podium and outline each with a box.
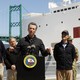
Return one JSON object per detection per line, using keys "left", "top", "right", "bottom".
{"left": 16, "top": 55, "right": 45, "bottom": 80}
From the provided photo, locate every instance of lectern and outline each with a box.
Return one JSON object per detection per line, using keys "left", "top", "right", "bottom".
{"left": 16, "top": 55, "right": 45, "bottom": 80}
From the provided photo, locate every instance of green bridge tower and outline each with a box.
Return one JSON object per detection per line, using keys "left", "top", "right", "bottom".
{"left": 0, "top": 4, "right": 22, "bottom": 41}
{"left": 9, "top": 4, "right": 22, "bottom": 39}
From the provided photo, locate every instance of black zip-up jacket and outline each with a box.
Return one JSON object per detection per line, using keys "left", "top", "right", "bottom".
{"left": 16, "top": 35, "right": 50, "bottom": 56}
{"left": 53, "top": 41, "right": 76, "bottom": 70}
{"left": 0, "top": 40, "right": 6, "bottom": 63}
{"left": 4, "top": 48, "right": 18, "bottom": 69}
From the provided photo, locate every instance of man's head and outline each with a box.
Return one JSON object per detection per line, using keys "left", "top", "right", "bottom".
{"left": 68, "top": 36, "right": 73, "bottom": 44}
{"left": 9, "top": 37, "right": 17, "bottom": 47}
{"left": 28, "top": 22, "right": 38, "bottom": 38}
{"left": 61, "top": 30, "right": 69, "bottom": 41}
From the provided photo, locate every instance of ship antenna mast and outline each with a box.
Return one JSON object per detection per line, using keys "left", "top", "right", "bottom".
{"left": 48, "top": 0, "right": 58, "bottom": 13}
{"left": 62, "top": 0, "right": 72, "bottom": 6}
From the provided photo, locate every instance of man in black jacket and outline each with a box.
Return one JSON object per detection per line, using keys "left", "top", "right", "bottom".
{"left": 0, "top": 40, "right": 6, "bottom": 80}
{"left": 16, "top": 22, "right": 51, "bottom": 56}
{"left": 15, "top": 22, "right": 51, "bottom": 80}
{"left": 53, "top": 30, "right": 76, "bottom": 80}
{"left": 4, "top": 37, "right": 17, "bottom": 80}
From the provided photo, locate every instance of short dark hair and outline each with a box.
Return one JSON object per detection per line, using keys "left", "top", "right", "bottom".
{"left": 61, "top": 30, "right": 69, "bottom": 35}
{"left": 9, "top": 37, "right": 16, "bottom": 42}
{"left": 28, "top": 22, "right": 38, "bottom": 30}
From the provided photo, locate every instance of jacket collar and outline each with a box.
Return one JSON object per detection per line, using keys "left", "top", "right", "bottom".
{"left": 27, "top": 35, "right": 36, "bottom": 40}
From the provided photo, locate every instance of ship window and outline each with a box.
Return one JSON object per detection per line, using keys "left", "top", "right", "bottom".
{"left": 72, "top": 6, "right": 75, "bottom": 9}
{"left": 68, "top": 7, "right": 71, "bottom": 10}
{"left": 39, "top": 25, "right": 41, "bottom": 27}
{"left": 46, "top": 24, "right": 48, "bottom": 26}
{"left": 64, "top": 8, "right": 67, "bottom": 11}
{"left": 76, "top": 6, "right": 78, "bottom": 8}
{"left": 61, "top": 9, "right": 63, "bottom": 11}
{"left": 54, "top": 11, "right": 56, "bottom": 13}
{"left": 78, "top": 18, "right": 80, "bottom": 20}
{"left": 61, "top": 21, "right": 63, "bottom": 23}
{"left": 57, "top": 10, "right": 60, "bottom": 12}
{"left": 73, "top": 27, "right": 80, "bottom": 38}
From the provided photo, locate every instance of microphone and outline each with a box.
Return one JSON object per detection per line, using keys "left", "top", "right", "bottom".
{"left": 31, "top": 45, "right": 36, "bottom": 48}
{"left": 26, "top": 46, "right": 31, "bottom": 54}
{"left": 31, "top": 45, "right": 36, "bottom": 53}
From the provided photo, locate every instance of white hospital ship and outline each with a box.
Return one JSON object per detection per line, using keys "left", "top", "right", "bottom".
{"left": 22, "top": 0, "right": 80, "bottom": 55}
{"left": 22, "top": 1, "right": 80, "bottom": 79}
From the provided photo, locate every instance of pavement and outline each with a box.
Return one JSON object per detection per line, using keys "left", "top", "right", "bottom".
{"left": 45, "top": 74, "right": 80, "bottom": 80}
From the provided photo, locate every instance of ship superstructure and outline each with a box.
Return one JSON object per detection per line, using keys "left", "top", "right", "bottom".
{"left": 22, "top": 0, "right": 80, "bottom": 58}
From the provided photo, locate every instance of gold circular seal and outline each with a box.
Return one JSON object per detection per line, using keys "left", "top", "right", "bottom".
{"left": 23, "top": 55, "right": 37, "bottom": 68}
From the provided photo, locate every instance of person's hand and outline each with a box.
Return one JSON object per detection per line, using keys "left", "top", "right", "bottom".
{"left": 11, "top": 65, "right": 16, "bottom": 70}
{"left": 74, "top": 55, "right": 79, "bottom": 61}
{"left": 46, "top": 48, "right": 51, "bottom": 55}
{"left": 75, "top": 56, "right": 79, "bottom": 61}
{"left": 9, "top": 46, "right": 14, "bottom": 52}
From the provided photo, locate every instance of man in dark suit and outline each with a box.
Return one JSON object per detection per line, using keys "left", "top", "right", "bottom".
{"left": 17, "top": 22, "right": 51, "bottom": 56}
